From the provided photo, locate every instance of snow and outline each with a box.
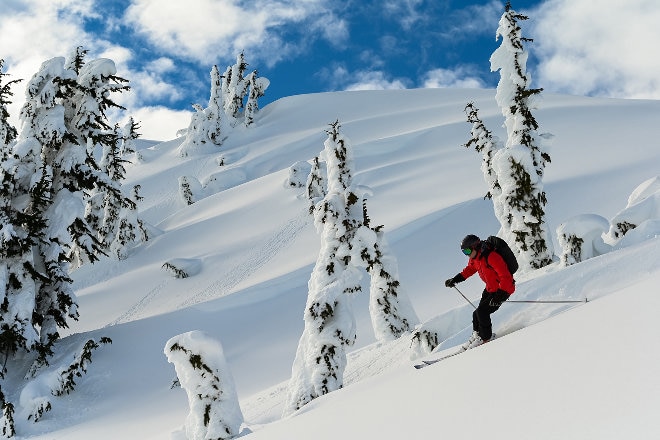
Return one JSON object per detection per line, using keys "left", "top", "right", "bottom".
{"left": 6, "top": 86, "right": 660, "bottom": 439}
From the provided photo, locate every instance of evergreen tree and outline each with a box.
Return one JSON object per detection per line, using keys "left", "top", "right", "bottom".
{"left": 305, "top": 156, "right": 327, "bottom": 213}
{"left": 286, "top": 121, "right": 418, "bottom": 414}
{"left": 119, "top": 117, "right": 140, "bottom": 157}
{"left": 179, "top": 54, "right": 268, "bottom": 158}
{"left": 489, "top": 1, "right": 554, "bottom": 269}
{"left": 0, "top": 60, "right": 37, "bottom": 385}
{"left": 222, "top": 53, "right": 248, "bottom": 119}
{"left": 206, "top": 65, "right": 226, "bottom": 145}
{"left": 165, "top": 331, "right": 243, "bottom": 440}
{"left": 357, "top": 201, "right": 419, "bottom": 340}
{"left": 6, "top": 54, "right": 133, "bottom": 363}
{"left": 0, "top": 55, "right": 123, "bottom": 436}
{"left": 178, "top": 66, "right": 228, "bottom": 156}
{"left": 0, "top": 60, "right": 20, "bottom": 146}
{"left": 463, "top": 102, "right": 502, "bottom": 200}
{"left": 64, "top": 46, "right": 88, "bottom": 75}
{"left": 243, "top": 70, "right": 269, "bottom": 127}
{"left": 64, "top": 54, "right": 145, "bottom": 264}
{"left": 284, "top": 121, "right": 362, "bottom": 415}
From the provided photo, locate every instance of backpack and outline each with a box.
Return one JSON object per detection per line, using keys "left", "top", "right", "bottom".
{"left": 482, "top": 236, "right": 519, "bottom": 275}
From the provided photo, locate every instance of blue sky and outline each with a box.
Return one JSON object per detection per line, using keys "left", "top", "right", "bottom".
{"left": 1, "top": 0, "right": 659, "bottom": 139}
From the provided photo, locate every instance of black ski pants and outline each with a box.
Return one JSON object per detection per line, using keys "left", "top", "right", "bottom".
{"left": 472, "top": 290, "right": 503, "bottom": 341}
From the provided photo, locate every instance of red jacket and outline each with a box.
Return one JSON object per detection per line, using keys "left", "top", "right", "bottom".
{"left": 461, "top": 250, "right": 515, "bottom": 295}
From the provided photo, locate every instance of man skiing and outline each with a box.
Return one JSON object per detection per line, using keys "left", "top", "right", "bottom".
{"left": 445, "top": 234, "right": 515, "bottom": 349}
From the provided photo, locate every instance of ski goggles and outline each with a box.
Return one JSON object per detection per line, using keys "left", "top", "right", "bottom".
{"left": 462, "top": 248, "right": 473, "bottom": 256}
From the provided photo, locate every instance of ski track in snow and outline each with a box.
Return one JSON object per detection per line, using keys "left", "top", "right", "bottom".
{"left": 177, "top": 208, "right": 310, "bottom": 308}
{"left": 106, "top": 208, "right": 310, "bottom": 326}
{"left": 105, "top": 279, "right": 170, "bottom": 327}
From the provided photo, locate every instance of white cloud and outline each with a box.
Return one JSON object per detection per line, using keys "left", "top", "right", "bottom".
{"left": 146, "top": 57, "right": 177, "bottom": 74}
{"left": 422, "top": 67, "right": 485, "bottom": 89}
{"left": 127, "top": 106, "right": 192, "bottom": 141}
{"left": 0, "top": 2, "right": 91, "bottom": 72}
{"left": 382, "top": 0, "right": 425, "bottom": 30}
{"left": 444, "top": 0, "right": 503, "bottom": 39}
{"left": 532, "top": 0, "right": 660, "bottom": 99}
{"left": 344, "top": 70, "right": 409, "bottom": 91}
{"left": 124, "top": 0, "right": 335, "bottom": 66}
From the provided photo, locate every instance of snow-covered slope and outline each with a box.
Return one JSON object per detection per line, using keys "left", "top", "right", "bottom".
{"left": 15, "top": 88, "right": 660, "bottom": 439}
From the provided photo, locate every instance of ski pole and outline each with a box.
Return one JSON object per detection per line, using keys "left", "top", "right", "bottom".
{"left": 453, "top": 286, "right": 477, "bottom": 309}
{"left": 506, "top": 299, "right": 588, "bottom": 304}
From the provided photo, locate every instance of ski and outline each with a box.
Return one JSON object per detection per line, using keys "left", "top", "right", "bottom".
{"left": 414, "top": 333, "right": 501, "bottom": 369}
{"left": 414, "top": 348, "right": 466, "bottom": 369}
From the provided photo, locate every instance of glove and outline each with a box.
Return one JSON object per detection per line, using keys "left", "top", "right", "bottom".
{"left": 489, "top": 289, "right": 510, "bottom": 307}
{"left": 445, "top": 273, "right": 465, "bottom": 288}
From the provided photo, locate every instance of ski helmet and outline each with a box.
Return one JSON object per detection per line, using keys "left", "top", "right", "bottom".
{"left": 460, "top": 234, "right": 481, "bottom": 251}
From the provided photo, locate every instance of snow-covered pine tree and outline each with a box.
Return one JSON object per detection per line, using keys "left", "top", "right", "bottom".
{"left": 207, "top": 65, "right": 227, "bottom": 145}
{"left": 305, "top": 156, "right": 327, "bottom": 213}
{"left": 165, "top": 331, "right": 243, "bottom": 440}
{"left": 284, "top": 121, "right": 363, "bottom": 415}
{"left": 243, "top": 70, "right": 269, "bottom": 127}
{"left": 222, "top": 53, "right": 248, "bottom": 120}
{"left": 68, "top": 55, "right": 145, "bottom": 263}
{"left": 178, "top": 66, "right": 228, "bottom": 156}
{"left": 0, "top": 60, "right": 39, "bottom": 393}
{"left": 8, "top": 57, "right": 84, "bottom": 366}
{"left": 463, "top": 102, "right": 502, "bottom": 200}
{"left": 356, "top": 200, "right": 419, "bottom": 340}
{"left": 4, "top": 55, "right": 132, "bottom": 367}
{"left": 64, "top": 46, "right": 88, "bottom": 75}
{"left": 119, "top": 117, "right": 140, "bottom": 158}
{"left": 489, "top": 1, "right": 554, "bottom": 269}
{"left": 0, "top": 60, "right": 20, "bottom": 146}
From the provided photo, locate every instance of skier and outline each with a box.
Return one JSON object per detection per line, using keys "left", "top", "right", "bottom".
{"left": 445, "top": 234, "right": 515, "bottom": 349}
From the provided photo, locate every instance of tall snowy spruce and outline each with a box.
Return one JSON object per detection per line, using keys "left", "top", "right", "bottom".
{"left": 488, "top": 1, "right": 554, "bottom": 269}
{"left": 285, "top": 121, "right": 418, "bottom": 414}
{"left": 68, "top": 53, "right": 145, "bottom": 264}
{"left": 0, "top": 61, "right": 30, "bottom": 438}
{"left": 284, "top": 121, "right": 363, "bottom": 415}
{"left": 0, "top": 54, "right": 128, "bottom": 434}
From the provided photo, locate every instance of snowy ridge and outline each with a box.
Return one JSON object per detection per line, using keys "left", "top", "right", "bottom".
{"left": 12, "top": 88, "right": 660, "bottom": 439}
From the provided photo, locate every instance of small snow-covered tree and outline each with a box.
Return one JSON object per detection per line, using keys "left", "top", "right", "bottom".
{"left": 243, "top": 70, "right": 269, "bottom": 127}
{"left": 119, "top": 117, "right": 140, "bottom": 157}
{"left": 287, "top": 160, "right": 312, "bottom": 188}
{"left": 64, "top": 46, "right": 88, "bottom": 75}
{"left": 284, "top": 121, "right": 362, "bottom": 415}
{"left": 165, "top": 331, "right": 243, "bottom": 440}
{"left": 178, "top": 66, "right": 228, "bottom": 157}
{"left": 222, "top": 53, "right": 248, "bottom": 119}
{"left": 356, "top": 200, "right": 419, "bottom": 340}
{"left": 607, "top": 176, "right": 660, "bottom": 241}
{"left": 206, "top": 65, "right": 226, "bottom": 145}
{"left": 489, "top": 1, "right": 554, "bottom": 269}
{"left": 0, "top": 60, "right": 20, "bottom": 146}
{"left": 463, "top": 102, "right": 502, "bottom": 200}
{"left": 179, "top": 54, "right": 268, "bottom": 158}
{"left": 556, "top": 214, "right": 611, "bottom": 266}
{"left": 305, "top": 156, "right": 327, "bottom": 213}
